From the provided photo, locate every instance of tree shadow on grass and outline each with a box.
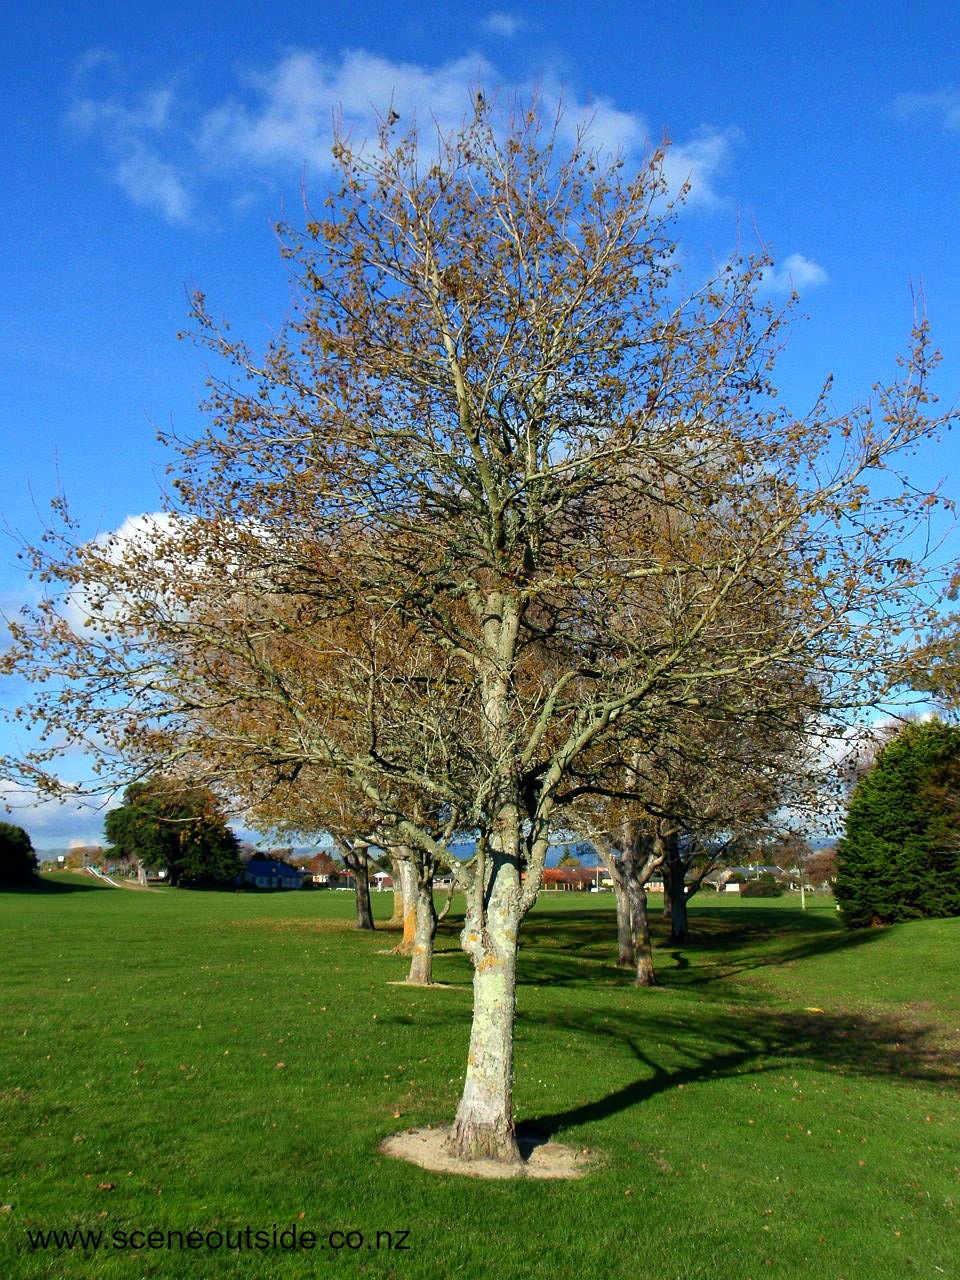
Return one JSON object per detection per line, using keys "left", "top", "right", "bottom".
{"left": 522, "top": 1004, "right": 959, "bottom": 1142}
{"left": 0, "top": 876, "right": 111, "bottom": 894}
{"left": 513, "top": 906, "right": 881, "bottom": 993}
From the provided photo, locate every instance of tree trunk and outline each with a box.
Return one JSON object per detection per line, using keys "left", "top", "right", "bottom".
{"left": 659, "top": 834, "right": 688, "bottom": 942}
{"left": 624, "top": 832, "right": 657, "bottom": 987}
{"left": 354, "top": 850, "right": 375, "bottom": 931}
{"left": 406, "top": 872, "right": 436, "bottom": 985}
{"left": 613, "top": 878, "right": 634, "bottom": 967}
{"left": 394, "top": 857, "right": 417, "bottom": 954}
{"left": 669, "top": 887, "right": 689, "bottom": 943}
{"left": 664, "top": 834, "right": 688, "bottom": 943}
{"left": 632, "top": 886, "right": 657, "bottom": 986}
{"left": 447, "top": 844, "right": 522, "bottom": 1165}
{"left": 388, "top": 855, "right": 404, "bottom": 927}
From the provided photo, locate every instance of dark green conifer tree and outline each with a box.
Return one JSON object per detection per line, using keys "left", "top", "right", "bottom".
{"left": 835, "top": 720, "right": 960, "bottom": 926}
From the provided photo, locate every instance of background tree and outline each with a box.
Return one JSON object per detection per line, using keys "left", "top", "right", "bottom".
{"left": 903, "top": 565, "right": 960, "bottom": 711}
{"left": 804, "top": 846, "right": 837, "bottom": 887}
{"left": 834, "top": 719, "right": 960, "bottom": 926}
{"left": 0, "top": 823, "right": 39, "bottom": 886}
{"left": 104, "top": 778, "right": 242, "bottom": 887}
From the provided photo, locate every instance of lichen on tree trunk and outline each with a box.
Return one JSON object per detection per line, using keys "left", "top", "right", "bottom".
{"left": 394, "top": 857, "right": 417, "bottom": 954}
{"left": 387, "top": 855, "right": 405, "bottom": 927}
{"left": 406, "top": 872, "right": 436, "bottom": 985}
{"left": 447, "top": 848, "right": 523, "bottom": 1165}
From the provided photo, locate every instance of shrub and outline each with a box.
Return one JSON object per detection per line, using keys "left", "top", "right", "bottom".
{"left": 740, "top": 873, "right": 783, "bottom": 898}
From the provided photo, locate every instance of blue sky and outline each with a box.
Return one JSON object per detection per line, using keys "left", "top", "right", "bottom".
{"left": 2, "top": 0, "right": 959, "bottom": 842}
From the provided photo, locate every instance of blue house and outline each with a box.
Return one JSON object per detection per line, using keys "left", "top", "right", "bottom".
{"left": 242, "top": 858, "right": 306, "bottom": 890}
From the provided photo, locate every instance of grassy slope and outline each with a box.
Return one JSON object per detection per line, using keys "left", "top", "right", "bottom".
{"left": 0, "top": 878, "right": 956, "bottom": 1279}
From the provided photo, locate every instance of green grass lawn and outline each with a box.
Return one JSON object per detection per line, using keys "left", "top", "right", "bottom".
{"left": 1, "top": 878, "right": 956, "bottom": 1279}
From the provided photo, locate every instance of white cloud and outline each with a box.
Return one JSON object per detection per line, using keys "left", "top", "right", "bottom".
{"left": 480, "top": 12, "right": 526, "bottom": 38}
{"left": 113, "top": 145, "right": 192, "bottom": 223}
{"left": 63, "top": 511, "right": 189, "bottom": 634}
{"left": 197, "top": 49, "right": 498, "bottom": 172}
{"left": 759, "top": 251, "right": 828, "bottom": 295}
{"left": 892, "top": 89, "right": 960, "bottom": 133}
{"left": 659, "top": 125, "right": 741, "bottom": 207}
{"left": 69, "top": 69, "right": 194, "bottom": 224}
{"left": 0, "top": 779, "right": 111, "bottom": 847}
{"left": 69, "top": 45, "right": 739, "bottom": 221}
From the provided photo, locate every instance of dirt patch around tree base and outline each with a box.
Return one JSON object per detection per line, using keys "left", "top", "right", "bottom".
{"left": 379, "top": 1126, "right": 597, "bottom": 1179}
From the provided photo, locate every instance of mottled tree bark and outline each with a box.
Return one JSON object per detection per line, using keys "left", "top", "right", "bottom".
{"left": 387, "top": 854, "right": 405, "bottom": 927}
{"left": 613, "top": 877, "right": 635, "bottom": 967}
{"left": 392, "top": 856, "right": 417, "bottom": 954}
{"left": 406, "top": 871, "right": 437, "bottom": 985}
{"left": 447, "top": 830, "right": 523, "bottom": 1164}
{"left": 630, "top": 881, "right": 657, "bottom": 985}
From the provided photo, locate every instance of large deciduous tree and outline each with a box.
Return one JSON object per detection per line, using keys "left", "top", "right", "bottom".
{"left": 2, "top": 99, "right": 952, "bottom": 1164}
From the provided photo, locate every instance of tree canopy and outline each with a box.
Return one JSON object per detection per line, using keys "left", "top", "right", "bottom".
{"left": 2, "top": 98, "right": 955, "bottom": 1163}
{"left": 835, "top": 719, "right": 960, "bottom": 927}
{"left": 104, "top": 778, "right": 242, "bottom": 887}
{"left": 0, "top": 822, "right": 39, "bottom": 886}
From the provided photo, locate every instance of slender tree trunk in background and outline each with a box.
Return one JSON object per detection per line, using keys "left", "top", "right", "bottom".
{"left": 447, "top": 832, "right": 523, "bottom": 1164}
{"left": 388, "top": 855, "right": 404, "bottom": 926}
{"left": 353, "top": 847, "right": 375, "bottom": 931}
{"left": 406, "top": 869, "right": 437, "bottom": 985}
{"left": 623, "top": 829, "right": 659, "bottom": 986}
{"left": 662, "top": 875, "right": 672, "bottom": 921}
{"left": 632, "top": 885, "right": 657, "bottom": 986}
{"left": 669, "top": 889, "right": 689, "bottom": 943}
{"left": 664, "top": 834, "right": 688, "bottom": 943}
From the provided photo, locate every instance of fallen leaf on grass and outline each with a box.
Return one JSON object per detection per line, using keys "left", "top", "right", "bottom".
{"left": 97, "top": 1183, "right": 115, "bottom": 1191}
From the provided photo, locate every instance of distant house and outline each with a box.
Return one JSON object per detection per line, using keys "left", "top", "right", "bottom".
{"left": 542, "top": 866, "right": 602, "bottom": 892}
{"left": 242, "top": 858, "right": 306, "bottom": 890}
{"left": 709, "top": 866, "right": 786, "bottom": 893}
{"left": 304, "top": 852, "right": 354, "bottom": 889}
